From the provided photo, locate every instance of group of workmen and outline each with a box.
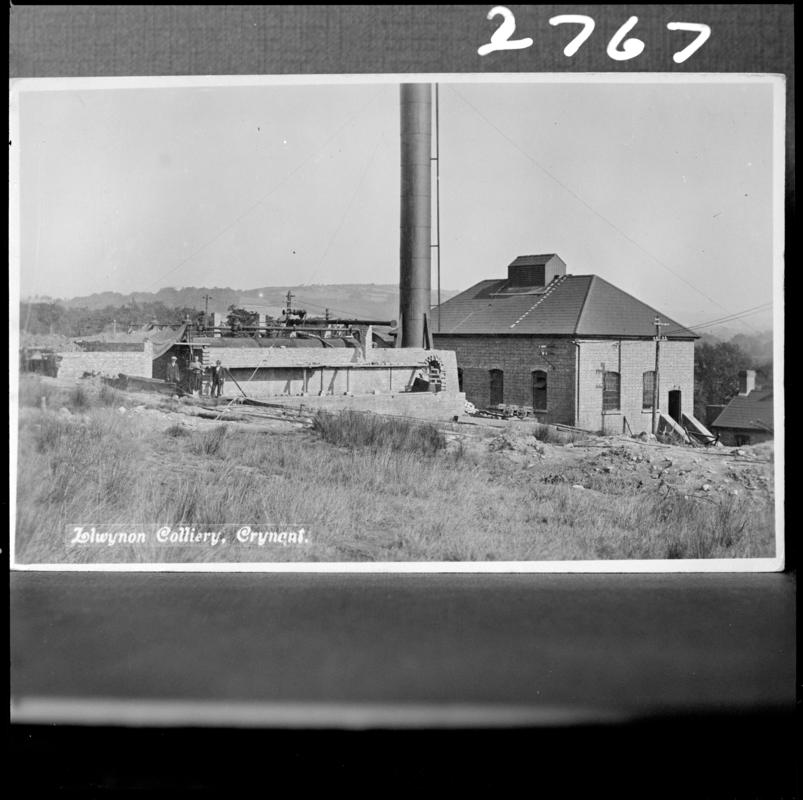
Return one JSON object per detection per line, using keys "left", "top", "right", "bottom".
{"left": 165, "top": 355, "right": 225, "bottom": 398}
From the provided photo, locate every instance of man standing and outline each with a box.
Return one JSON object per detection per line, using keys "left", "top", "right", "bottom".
{"left": 211, "top": 359, "right": 225, "bottom": 398}
{"left": 189, "top": 356, "right": 204, "bottom": 396}
{"left": 166, "top": 355, "right": 181, "bottom": 386}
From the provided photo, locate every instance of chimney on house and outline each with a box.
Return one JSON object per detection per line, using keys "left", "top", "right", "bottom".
{"left": 507, "top": 254, "right": 567, "bottom": 288}
{"left": 210, "top": 311, "right": 224, "bottom": 337}
{"left": 738, "top": 369, "right": 756, "bottom": 396}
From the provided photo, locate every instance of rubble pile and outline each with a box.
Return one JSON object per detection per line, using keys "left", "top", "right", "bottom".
{"left": 478, "top": 425, "right": 774, "bottom": 501}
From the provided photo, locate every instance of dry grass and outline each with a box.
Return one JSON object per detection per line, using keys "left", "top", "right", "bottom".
{"left": 17, "top": 374, "right": 60, "bottom": 409}
{"left": 311, "top": 410, "right": 446, "bottom": 456}
{"left": 13, "top": 382, "right": 775, "bottom": 564}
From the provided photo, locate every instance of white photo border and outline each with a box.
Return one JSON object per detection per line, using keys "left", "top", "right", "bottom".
{"left": 9, "top": 72, "right": 785, "bottom": 573}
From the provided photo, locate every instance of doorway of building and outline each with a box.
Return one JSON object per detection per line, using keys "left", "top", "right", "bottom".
{"left": 489, "top": 369, "right": 504, "bottom": 406}
{"left": 668, "top": 389, "right": 682, "bottom": 424}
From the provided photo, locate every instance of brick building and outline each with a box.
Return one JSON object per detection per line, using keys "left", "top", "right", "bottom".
{"left": 433, "top": 254, "right": 700, "bottom": 435}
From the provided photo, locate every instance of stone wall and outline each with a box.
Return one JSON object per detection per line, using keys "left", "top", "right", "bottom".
{"left": 57, "top": 341, "right": 153, "bottom": 380}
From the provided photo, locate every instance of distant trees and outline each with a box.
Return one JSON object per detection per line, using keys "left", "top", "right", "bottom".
{"left": 225, "top": 306, "right": 260, "bottom": 331}
{"left": 20, "top": 302, "right": 65, "bottom": 335}
{"left": 693, "top": 339, "right": 773, "bottom": 418}
{"left": 19, "top": 300, "right": 201, "bottom": 337}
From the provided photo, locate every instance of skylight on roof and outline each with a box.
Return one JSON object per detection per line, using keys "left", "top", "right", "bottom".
{"left": 490, "top": 283, "right": 551, "bottom": 297}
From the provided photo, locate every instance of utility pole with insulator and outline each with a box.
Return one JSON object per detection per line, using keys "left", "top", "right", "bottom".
{"left": 652, "top": 316, "right": 669, "bottom": 434}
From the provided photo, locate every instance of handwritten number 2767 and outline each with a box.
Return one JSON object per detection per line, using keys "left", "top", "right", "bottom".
{"left": 478, "top": 8, "right": 711, "bottom": 64}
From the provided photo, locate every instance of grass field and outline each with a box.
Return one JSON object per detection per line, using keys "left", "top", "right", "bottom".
{"left": 13, "top": 375, "right": 776, "bottom": 564}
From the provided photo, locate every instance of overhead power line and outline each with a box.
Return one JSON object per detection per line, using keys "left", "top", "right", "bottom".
{"left": 662, "top": 302, "right": 773, "bottom": 336}
{"left": 447, "top": 86, "right": 758, "bottom": 330}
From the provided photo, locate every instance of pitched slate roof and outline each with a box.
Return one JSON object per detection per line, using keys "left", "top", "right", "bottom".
{"left": 432, "top": 274, "right": 697, "bottom": 338}
{"left": 711, "top": 389, "right": 774, "bottom": 432}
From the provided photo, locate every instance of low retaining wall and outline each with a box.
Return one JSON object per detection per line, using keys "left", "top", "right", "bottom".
{"left": 263, "top": 391, "right": 467, "bottom": 421}
{"left": 57, "top": 341, "right": 153, "bottom": 380}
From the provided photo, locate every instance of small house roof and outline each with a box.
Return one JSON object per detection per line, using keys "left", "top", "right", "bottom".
{"left": 711, "top": 389, "right": 774, "bottom": 432}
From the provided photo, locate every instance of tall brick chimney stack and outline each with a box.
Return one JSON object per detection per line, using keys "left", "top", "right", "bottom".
{"left": 738, "top": 369, "right": 756, "bottom": 396}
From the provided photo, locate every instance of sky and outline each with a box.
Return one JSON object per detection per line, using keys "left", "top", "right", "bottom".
{"left": 13, "top": 77, "right": 779, "bottom": 332}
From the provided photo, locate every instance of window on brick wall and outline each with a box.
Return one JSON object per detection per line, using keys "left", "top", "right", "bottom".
{"left": 602, "top": 371, "right": 620, "bottom": 411}
{"left": 489, "top": 369, "right": 504, "bottom": 406}
{"left": 642, "top": 370, "right": 656, "bottom": 409}
{"left": 532, "top": 370, "right": 547, "bottom": 411}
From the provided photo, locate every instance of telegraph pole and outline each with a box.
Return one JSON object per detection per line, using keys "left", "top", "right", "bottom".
{"left": 652, "top": 316, "right": 669, "bottom": 434}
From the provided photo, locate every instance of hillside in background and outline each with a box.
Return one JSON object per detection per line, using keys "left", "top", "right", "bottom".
{"left": 237, "top": 284, "right": 458, "bottom": 322}
{"left": 21, "top": 287, "right": 774, "bottom": 366}
{"left": 20, "top": 284, "right": 462, "bottom": 339}
{"left": 53, "top": 284, "right": 459, "bottom": 321}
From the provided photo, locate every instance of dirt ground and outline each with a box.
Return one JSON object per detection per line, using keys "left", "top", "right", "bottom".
{"left": 454, "top": 422, "right": 775, "bottom": 504}
{"left": 41, "top": 375, "right": 775, "bottom": 504}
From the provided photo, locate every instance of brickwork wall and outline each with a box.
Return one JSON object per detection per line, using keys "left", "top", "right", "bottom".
{"left": 433, "top": 335, "right": 576, "bottom": 424}
{"left": 57, "top": 342, "right": 153, "bottom": 380}
{"left": 433, "top": 334, "right": 694, "bottom": 433}
{"left": 576, "top": 339, "right": 694, "bottom": 434}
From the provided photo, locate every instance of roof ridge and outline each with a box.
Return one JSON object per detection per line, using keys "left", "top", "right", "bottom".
{"left": 573, "top": 275, "right": 597, "bottom": 335}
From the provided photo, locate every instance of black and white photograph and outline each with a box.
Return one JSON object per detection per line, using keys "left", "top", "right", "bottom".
{"left": 10, "top": 74, "right": 784, "bottom": 569}
{"left": 8, "top": 7, "right": 795, "bottom": 796}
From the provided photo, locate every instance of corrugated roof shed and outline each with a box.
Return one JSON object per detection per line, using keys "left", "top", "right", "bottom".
{"left": 432, "top": 274, "right": 697, "bottom": 338}
{"left": 711, "top": 389, "right": 774, "bottom": 431}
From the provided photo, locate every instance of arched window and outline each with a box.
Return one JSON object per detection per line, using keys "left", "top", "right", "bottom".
{"left": 532, "top": 370, "right": 547, "bottom": 411}
{"left": 603, "top": 371, "right": 620, "bottom": 411}
{"left": 489, "top": 369, "right": 504, "bottom": 406}
{"left": 642, "top": 370, "right": 656, "bottom": 409}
